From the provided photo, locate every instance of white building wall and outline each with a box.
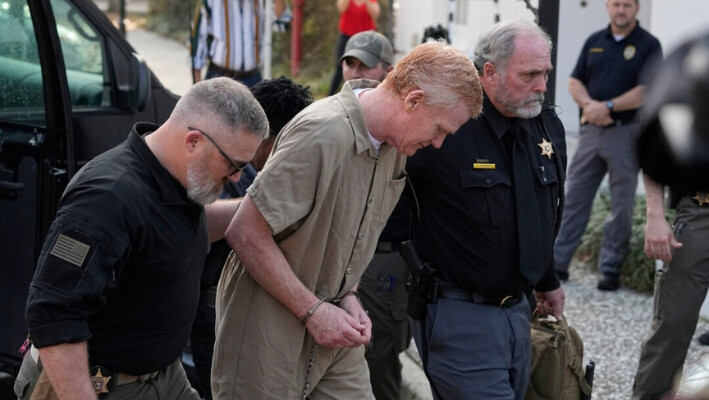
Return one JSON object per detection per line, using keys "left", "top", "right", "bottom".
{"left": 649, "top": 1, "right": 709, "bottom": 53}
{"left": 452, "top": 0, "right": 535, "bottom": 57}
{"left": 392, "top": 1, "right": 448, "bottom": 54}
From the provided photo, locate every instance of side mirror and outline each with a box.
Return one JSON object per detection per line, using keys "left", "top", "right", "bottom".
{"left": 117, "top": 53, "right": 151, "bottom": 112}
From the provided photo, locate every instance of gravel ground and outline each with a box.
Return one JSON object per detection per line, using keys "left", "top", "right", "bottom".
{"left": 564, "top": 261, "right": 709, "bottom": 399}
{"left": 402, "top": 260, "right": 709, "bottom": 399}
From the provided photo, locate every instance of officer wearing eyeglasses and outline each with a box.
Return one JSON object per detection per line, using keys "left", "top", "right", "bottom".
{"left": 15, "top": 77, "right": 268, "bottom": 400}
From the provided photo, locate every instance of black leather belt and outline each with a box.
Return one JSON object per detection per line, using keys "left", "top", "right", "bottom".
{"left": 432, "top": 282, "right": 523, "bottom": 308}
{"left": 90, "top": 365, "right": 160, "bottom": 393}
{"left": 376, "top": 241, "right": 402, "bottom": 253}
{"left": 207, "top": 63, "right": 259, "bottom": 79}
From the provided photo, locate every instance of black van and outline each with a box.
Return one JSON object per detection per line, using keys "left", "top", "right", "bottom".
{"left": 0, "top": 0, "right": 178, "bottom": 393}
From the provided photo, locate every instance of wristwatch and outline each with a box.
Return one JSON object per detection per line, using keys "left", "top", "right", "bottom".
{"left": 606, "top": 100, "right": 614, "bottom": 110}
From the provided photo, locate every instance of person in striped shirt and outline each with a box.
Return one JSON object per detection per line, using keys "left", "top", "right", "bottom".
{"left": 190, "top": 0, "right": 285, "bottom": 87}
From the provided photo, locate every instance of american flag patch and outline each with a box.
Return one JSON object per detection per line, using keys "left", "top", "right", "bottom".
{"left": 49, "top": 233, "right": 90, "bottom": 268}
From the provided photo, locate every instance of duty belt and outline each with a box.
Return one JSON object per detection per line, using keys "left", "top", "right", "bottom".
{"left": 90, "top": 365, "right": 160, "bottom": 394}
{"left": 431, "top": 281, "right": 523, "bottom": 308}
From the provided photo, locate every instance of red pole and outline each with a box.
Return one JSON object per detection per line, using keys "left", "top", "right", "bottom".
{"left": 290, "top": 0, "right": 304, "bottom": 77}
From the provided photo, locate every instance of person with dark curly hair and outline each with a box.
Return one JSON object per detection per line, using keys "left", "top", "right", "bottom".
{"left": 185, "top": 76, "right": 313, "bottom": 400}
{"left": 247, "top": 77, "right": 314, "bottom": 171}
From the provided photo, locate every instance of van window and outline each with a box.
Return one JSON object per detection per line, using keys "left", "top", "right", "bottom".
{"left": 0, "top": 0, "right": 108, "bottom": 125}
{"left": 0, "top": 0, "right": 44, "bottom": 123}
{"left": 49, "top": 0, "right": 108, "bottom": 108}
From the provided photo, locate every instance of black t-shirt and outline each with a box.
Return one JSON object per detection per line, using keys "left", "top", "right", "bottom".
{"left": 571, "top": 22, "right": 662, "bottom": 124}
{"left": 26, "top": 123, "right": 208, "bottom": 375}
{"left": 405, "top": 98, "right": 566, "bottom": 296}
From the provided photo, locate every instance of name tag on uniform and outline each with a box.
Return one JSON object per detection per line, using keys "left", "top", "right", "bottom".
{"left": 473, "top": 163, "right": 495, "bottom": 169}
{"left": 590, "top": 47, "right": 604, "bottom": 53}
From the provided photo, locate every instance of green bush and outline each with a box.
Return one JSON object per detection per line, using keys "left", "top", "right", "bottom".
{"left": 144, "top": 0, "right": 194, "bottom": 42}
{"left": 574, "top": 193, "right": 674, "bottom": 294}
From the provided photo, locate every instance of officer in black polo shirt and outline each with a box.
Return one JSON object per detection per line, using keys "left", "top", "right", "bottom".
{"left": 554, "top": 0, "right": 662, "bottom": 291}
{"left": 14, "top": 77, "right": 268, "bottom": 400}
{"left": 405, "top": 20, "right": 566, "bottom": 399}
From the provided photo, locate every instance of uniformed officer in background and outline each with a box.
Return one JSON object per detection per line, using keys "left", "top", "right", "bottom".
{"left": 554, "top": 0, "right": 662, "bottom": 290}
{"left": 13, "top": 77, "right": 268, "bottom": 400}
{"left": 632, "top": 31, "right": 709, "bottom": 400}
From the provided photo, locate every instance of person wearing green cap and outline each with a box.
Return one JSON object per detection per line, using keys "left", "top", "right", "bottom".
{"left": 340, "top": 30, "right": 394, "bottom": 84}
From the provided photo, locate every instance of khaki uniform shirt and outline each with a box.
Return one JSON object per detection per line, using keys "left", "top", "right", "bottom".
{"left": 212, "top": 80, "right": 406, "bottom": 399}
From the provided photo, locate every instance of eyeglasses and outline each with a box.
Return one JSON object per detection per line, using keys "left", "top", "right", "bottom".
{"left": 188, "top": 126, "right": 248, "bottom": 177}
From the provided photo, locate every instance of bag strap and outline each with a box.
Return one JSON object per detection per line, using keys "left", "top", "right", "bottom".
{"left": 557, "top": 317, "right": 592, "bottom": 396}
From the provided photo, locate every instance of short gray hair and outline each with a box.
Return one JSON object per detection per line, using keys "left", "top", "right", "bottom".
{"left": 474, "top": 19, "right": 553, "bottom": 74}
{"left": 172, "top": 77, "right": 269, "bottom": 141}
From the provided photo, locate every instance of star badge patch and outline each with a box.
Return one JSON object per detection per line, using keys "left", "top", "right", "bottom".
{"left": 693, "top": 192, "right": 709, "bottom": 206}
{"left": 537, "top": 138, "right": 554, "bottom": 159}
{"left": 91, "top": 368, "right": 111, "bottom": 394}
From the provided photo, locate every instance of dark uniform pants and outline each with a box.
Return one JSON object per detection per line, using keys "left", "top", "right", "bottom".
{"left": 358, "top": 250, "right": 411, "bottom": 400}
{"left": 14, "top": 348, "right": 199, "bottom": 400}
{"left": 411, "top": 295, "right": 531, "bottom": 400}
{"left": 632, "top": 197, "right": 709, "bottom": 400}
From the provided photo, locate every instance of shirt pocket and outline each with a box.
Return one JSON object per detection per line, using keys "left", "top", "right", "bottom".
{"left": 534, "top": 163, "right": 560, "bottom": 224}
{"left": 460, "top": 169, "right": 512, "bottom": 226}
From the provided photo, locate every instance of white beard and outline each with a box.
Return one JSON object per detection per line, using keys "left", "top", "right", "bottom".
{"left": 186, "top": 155, "right": 222, "bottom": 205}
{"left": 497, "top": 74, "right": 545, "bottom": 119}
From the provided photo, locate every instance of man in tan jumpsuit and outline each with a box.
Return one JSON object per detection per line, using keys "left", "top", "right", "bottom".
{"left": 211, "top": 41, "right": 483, "bottom": 399}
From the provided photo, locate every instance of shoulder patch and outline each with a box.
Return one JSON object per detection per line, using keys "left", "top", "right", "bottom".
{"left": 50, "top": 233, "right": 91, "bottom": 268}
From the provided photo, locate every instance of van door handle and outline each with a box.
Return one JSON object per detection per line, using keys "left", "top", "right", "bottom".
{"left": 0, "top": 180, "right": 24, "bottom": 200}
